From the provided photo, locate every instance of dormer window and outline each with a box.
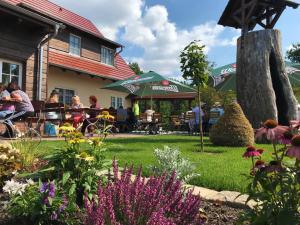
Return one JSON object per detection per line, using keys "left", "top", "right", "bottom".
{"left": 69, "top": 34, "right": 81, "bottom": 56}
{"left": 101, "top": 46, "right": 114, "bottom": 66}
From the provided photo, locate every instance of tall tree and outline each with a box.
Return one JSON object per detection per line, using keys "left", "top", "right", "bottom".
{"left": 180, "top": 40, "right": 209, "bottom": 152}
{"left": 286, "top": 43, "right": 300, "bottom": 63}
{"left": 129, "top": 62, "right": 143, "bottom": 75}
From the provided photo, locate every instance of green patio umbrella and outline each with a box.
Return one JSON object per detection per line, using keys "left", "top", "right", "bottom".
{"left": 210, "top": 61, "right": 300, "bottom": 91}
{"left": 103, "top": 71, "right": 195, "bottom": 96}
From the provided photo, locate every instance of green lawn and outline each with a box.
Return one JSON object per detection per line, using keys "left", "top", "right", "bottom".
{"left": 35, "top": 135, "right": 277, "bottom": 193}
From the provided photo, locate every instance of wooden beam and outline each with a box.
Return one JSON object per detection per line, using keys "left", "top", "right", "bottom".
{"left": 269, "top": 8, "right": 285, "bottom": 28}
{"left": 246, "top": 0, "right": 258, "bottom": 21}
{"left": 257, "top": 21, "right": 267, "bottom": 29}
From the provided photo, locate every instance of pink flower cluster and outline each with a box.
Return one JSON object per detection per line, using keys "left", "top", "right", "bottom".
{"left": 254, "top": 119, "right": 300, "bottom": 160}
{"left": 84, "top": 161, "right": 205, "bottom": 225}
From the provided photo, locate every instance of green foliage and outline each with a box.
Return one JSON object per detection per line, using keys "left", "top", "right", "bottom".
{"left": 5, "top": 123, "right": 112, "bottom": 224}
{"left": 8, "top": 181, "right": 80, "bottom": 225}
{"left": 286, "top": 43, "right": 300, "bottom": 63}
{"left": 218, "top": 90, "right": 236, "bottom": 107}
{"left": 293, "top": 86, "right": 300, "bottom": 102}
{"left": 12, "top": 140, "right": 42, "bottom": 172}
{"left": 41, "top": 129, "right": 109, "bottom": 206}
{"left": 0, "top": 142, "right": 22, "bottom": 188}
{"left": 200, "top": 86, "right": 221, "bottom": 110}
{"left": 209, "top": 102, "right": 254, "bottom": 146}
{"left": 150, "top": 146, "right": 200, "bottom": 183}
{"left": 180, "top": 40, "right": 209, "bottom": 87}
{"left": 129, "top": 62, "right": 144, "bottom": 75}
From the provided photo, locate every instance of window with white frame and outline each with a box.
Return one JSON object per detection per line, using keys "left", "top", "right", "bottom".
{"left": 69, "top": 34, "right": 81, "bottom": 56}
{"left": 111, "top": 96, "right": 116, "bottom": 108}
{"left": 0, "top": 60, "right": 22, "bottom": 86}
{"left": 117, "top": 97, "right": 123, "bottom": 108}
{"left": 111, "top": 96, "right": 123, "bottom": 109}
{"left": 101, "top": 47, "right": 114, "bottom": 66}
{"left": 55, "top": 88, "right": 75, "bottom": 106}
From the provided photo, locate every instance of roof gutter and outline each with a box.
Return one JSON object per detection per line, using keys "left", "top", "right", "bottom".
{"left": 37, "top": 23, "right": 65, "bottom": 100}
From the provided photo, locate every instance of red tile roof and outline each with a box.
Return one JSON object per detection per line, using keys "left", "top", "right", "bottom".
{"left": 4, "top": 0, "right": 103, "bottom": 37}
{"left": 49, "top": 50, "right": 136, "bottom": 80}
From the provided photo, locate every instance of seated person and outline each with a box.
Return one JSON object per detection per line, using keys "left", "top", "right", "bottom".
{"left": 81, "top": 96, "right": 100, "bottom": 135}
{"left": 145, "top": 106, "right": 155, "bottom": 122}
{"left": 71, "top": 95, "right": 84, "bottom": 128}
{"left": 44, "top": 90, "right": 61, "bottom": 136}
{"left": 45, "top": 90, "right": 61, "bottom": 120}
{"left": 208, "top": 103, "right": 224, "bottom": 128}
{"left": 48, "top": 90, "right": 59, "bottom": 103}
{"left": 116, "top": 105, "right": 128, "bottom": 132}
{"left": 0, "top": 83, "right": 14, "bottom": 120}
{"left": 2, "top": 82, "right": 34, "bottom": 138}
{"left": 144, "top": 106, "right": 156, "bottom": 134}
{"left": 126, "top": 107, "right": 137, "bottom": 131}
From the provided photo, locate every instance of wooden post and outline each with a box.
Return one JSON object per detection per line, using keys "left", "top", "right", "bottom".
{"left": 236, "top": 29, "right": 297, "bottom": 128}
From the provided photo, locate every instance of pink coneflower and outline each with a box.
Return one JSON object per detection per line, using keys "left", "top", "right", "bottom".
{"left": 286, "top": 135, "right": 300, "bottom": 160}
{"left": 243, "top": 146, "right": 261, "bottom": 158}
{"left": 279, "top": 131, "right": 294, "bottom": 145}
{"left": 290, "top": 120, "right": 300, "bottom": 130}
{"left": 257, "top": 149, "right": 264, "bottom": 154}
{"left": 255, "top": 160, "right": 266, "bottom": 170}
{"left": 255, "top": 119, "right": 289, "bottom": 141}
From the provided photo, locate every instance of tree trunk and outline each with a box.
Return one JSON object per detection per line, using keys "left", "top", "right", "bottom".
{"left": 197, "top": 85, "right": 204, "bottom": 152}
{"left": 236, "top": 29, "right": 297, "bottom": 129}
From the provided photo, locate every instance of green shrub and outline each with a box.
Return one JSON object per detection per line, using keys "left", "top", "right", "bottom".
{"left": 209, "top": 102, "right": 254, "bottom": 146}
{"left": 150, "top": 146, "right": 200, "bottom": 183}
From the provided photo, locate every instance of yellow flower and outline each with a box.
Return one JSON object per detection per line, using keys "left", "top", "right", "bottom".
{"left": 59, "top": 123, "right": 76, "bottom": 132}
{"left": 75, "top": 152, "right": 94, "bottom": 161}
{"left": 68, "top": 138, "right": 86, "bottom": 144}
{"left": 87, "top": 138, "right": 103, "bottom": 146}
{"left": 96, "top": 111, "right": 115, "bottom": 120}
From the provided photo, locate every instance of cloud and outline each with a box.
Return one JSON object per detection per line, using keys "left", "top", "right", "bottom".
{"left": 52, "top": 0, "right": 237, "bottom": 76}
{"left": 53, "top": 0, "right": 144, "bottom": 40}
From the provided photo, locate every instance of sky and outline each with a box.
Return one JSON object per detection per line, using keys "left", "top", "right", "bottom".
{"left": 52, "top": 0, "right": 300, "bottom": 77}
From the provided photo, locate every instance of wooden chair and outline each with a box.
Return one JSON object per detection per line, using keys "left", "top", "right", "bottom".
{"left": 23, "top": 100, "right": 45, "bottom": 140}
{"left": 170, "top": 115, "right": 181, "bottom": 131}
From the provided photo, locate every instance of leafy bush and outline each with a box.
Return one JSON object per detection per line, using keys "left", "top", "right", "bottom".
{"left": 239, "top": 119, "right": 300, "bottom": 225}
{"left": 209, "top": 102, "right": 254, "bottom": 146}
{"left": 7, "top": 180, "right": 80, "bottom": 225}
{"left": 40, "top": 125, "right": 110, "bottom": 206}
{"left": 0, "top": 142, "right": 22, "bottom": 188}
{"left": 5, "top": 122, "right": 112, "bottom": 224}
{"left": 84, "top": 161, "right": 206, "bottom": 225}
{"left": 151, "top": 146, "right": 200, "bottom": 183}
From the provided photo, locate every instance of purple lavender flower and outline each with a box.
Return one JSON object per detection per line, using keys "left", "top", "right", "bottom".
{"left": 59, "top": 195, "right": 68, "bottom": 213}
{"left": 84, "top": 160, "right": 204, "bottom": 225}
{"left": 40, "top": 182, "right": 48, "bottom": 193}
{"left": 49, "top": 182, "right": 56, "bottom": 198}
{"left": 51, "top": 211, "right": 58, "bottom": 220}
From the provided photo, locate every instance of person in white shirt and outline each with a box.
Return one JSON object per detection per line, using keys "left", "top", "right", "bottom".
{"left": 145, "top": 106, "right": 155, "bottom": 122}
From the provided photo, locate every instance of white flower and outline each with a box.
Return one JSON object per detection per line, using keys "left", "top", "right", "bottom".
{"left": 0, "top": 154, "right": 8, "bottom": 160}
{"left": 0, "top": 141, "right": 13, "bottom": 150}
{"left": 26, "top": 179, "right": 35, "bottom": 185}
{"left": 8, "top": 148, "right": 20, "bottom": 154}
{"left": 3, "top": 179, "right": 29, "bottom": 196}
